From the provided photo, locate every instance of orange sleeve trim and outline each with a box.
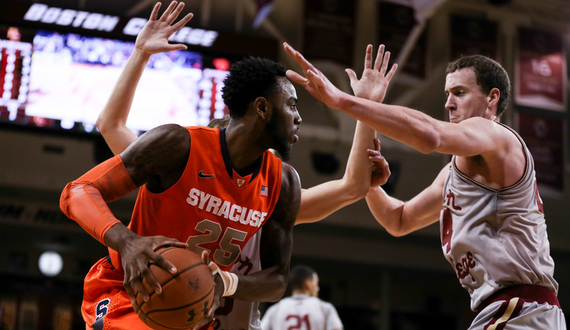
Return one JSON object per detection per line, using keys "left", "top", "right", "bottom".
{"left": 60, "top": 155, "right": 137, "bottom": 245}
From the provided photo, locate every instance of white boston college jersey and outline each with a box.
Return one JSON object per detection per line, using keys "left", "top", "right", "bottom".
{"left": 440, "top": 123, "right": 558, "bottom": 311}
{"left": 261, "top": 294, "right": 343, "bottom": 330}
{"left": 214, "top": 230, "right": 263, "bottom": 330}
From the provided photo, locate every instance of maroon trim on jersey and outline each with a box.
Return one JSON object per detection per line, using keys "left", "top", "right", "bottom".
{"left": 475, "top": 284, "right": 560, "bottom": 313}
{"left": 451, "top": 123, "right": 530, "bottom": 193}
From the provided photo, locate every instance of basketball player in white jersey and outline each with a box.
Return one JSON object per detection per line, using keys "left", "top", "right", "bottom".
{"left": 285, "top": 43, "right": 566, "bottom": 329}
{"left": 94, "top": 2, "right": 395, "bottom": 329}
{"left": 261, "top": 265, "right": 343, "bottom": 330}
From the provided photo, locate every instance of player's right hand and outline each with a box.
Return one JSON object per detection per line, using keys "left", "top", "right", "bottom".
{"left": 369, "top": 138, "right": 391, "bottom": 187}
{"left": 120, "top": 234, "right": 188, "bottom": 304}
{"left": 284, "top": 42, "right": 346, "bottom": 111}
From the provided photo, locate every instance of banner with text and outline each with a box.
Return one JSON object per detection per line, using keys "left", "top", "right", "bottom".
{"left": 515, "top": 28, "right": 566, "bottom": 112}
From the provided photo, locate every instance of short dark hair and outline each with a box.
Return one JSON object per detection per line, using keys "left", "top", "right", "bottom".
{"left": 289, "top": 265, "right": 316, "bottom": 290}
{"left": 222, "top": 57, "right": 287, "bottom": 118}
{"left": 446, "top": 55, "right": 511, "bottom": 117}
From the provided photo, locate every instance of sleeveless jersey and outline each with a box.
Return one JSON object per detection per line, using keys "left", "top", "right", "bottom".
{"left": 440, "top": 122, "right": 558, "bottom": 311}
{"left": 109, "top": 126, "right": 282, "bottom": 272}
{"left": 261, "top": 294, "right": 343, "bottom": 330}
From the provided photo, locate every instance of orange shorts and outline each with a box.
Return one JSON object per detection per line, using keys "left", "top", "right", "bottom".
{"left": 82, "top": 256, "right": 214, "bottom": 330}
{"left": 82, "top": 256, "right": 153, "bottom": 330}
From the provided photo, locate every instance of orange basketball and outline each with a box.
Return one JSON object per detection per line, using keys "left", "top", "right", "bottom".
{"left": 133, "top": 247, "right": 215, "bottom": 330}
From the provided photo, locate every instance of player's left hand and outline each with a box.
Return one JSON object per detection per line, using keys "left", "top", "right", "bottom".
{"left": 369, "top": 138, "right": 391, "bottom": 187}
{"left": 346, "top": 44, "right": 398, "bottom": 103}
{"left": 191, "top": 250, "right": 224, "bottom": 330}
{"left": 135, "top": 1, "right": 194, "bottom": 55}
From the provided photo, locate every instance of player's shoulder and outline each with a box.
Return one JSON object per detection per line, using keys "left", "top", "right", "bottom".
{"left": 460, "top": 117, "right": 514, "bottom": 137}
{"left": 144, "top": 123, "right": 187, "bottom": 137}
{"left": 280, "top": 161, "right": 299, "bottom": 179}
{"left": 318, "top": 298, "right": 336, "bottom": 309}
{"left": 279, "top": 162, "right": 301, "bottom": 196}
{"left": 125, "top": 123, "right": 190, "bottom": 156}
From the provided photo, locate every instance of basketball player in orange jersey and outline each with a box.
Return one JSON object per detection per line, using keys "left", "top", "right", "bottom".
{"left": 92, "top": 4, "right": 397, "bottom": 329}
{"left": 59, "top": 1, "right": 303, "bottom": 329}
{"left": 92, "top": 3, "right": 397, "bottom": 329}
{"left": 91, "top": 2, "right": 396, "bottom": 330}
{"left": 64, "top": 2, "right": 395, "bottom": 330}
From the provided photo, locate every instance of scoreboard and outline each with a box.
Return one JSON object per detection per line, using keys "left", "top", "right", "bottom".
{"left": 0, "top": 1, "right": 277, "bottom": 136}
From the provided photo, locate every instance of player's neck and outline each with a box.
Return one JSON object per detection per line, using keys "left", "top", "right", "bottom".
{"left": 223, "top": 126, "right": 265, "bottom": 173}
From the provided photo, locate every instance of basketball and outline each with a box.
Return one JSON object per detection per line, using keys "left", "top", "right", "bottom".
{"left": 132, "top": 247, "right": 215, "bottom": 330}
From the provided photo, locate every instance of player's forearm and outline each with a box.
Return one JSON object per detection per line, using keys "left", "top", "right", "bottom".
{"left": 365, "top": 186, "right": 408, "bottom": 237}
{"left": 296, "top": 180, "right": 361, "bottom": 224}
{"left": 231, "top": 266, "right": 288, "bottom": 302}
{"left": 59, "top": 155, "right": 138, "bottom": 245}
{"left": 97, "top": 49, "right": 150, "bottom": 153}
{"left": 343, "top": 120, "right": 375, "bottom": 196}
{"left": 339, "top": 95, "right": 442, "bottom": 154}
{"left": 103, "top": 222, "right": 141, "bottom": 255}
{"left": 60, "top": 182, "right": 122, "bottom": 244}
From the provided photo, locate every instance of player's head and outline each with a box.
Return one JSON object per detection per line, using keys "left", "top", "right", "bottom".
{"left": 445, "top": 55, "right": 510, "bottom": 120}
{"left": 222, "top": 57, "right": 288, "bottom": 118}
{"left": 222, "top": 57, "right": 301, "bottom": 161}
{"left": 290, "top": 265, "right": 319, "bottom": 297}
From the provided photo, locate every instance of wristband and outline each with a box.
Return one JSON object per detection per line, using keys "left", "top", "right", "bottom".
{"left": 207, "top": 261, "right": 239, "bottom": 297}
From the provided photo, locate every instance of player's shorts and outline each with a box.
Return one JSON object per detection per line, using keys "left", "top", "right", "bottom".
{"left": 82, "top": 256, "right": 153, "bottom": 330}
{"left": 82, "top": 256, "right": 214, "bottom": 330}
{"left": 469, "top": 285, "right": 566, "bottom": 329}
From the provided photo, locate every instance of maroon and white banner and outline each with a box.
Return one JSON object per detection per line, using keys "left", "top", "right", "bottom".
{"left": 517, "top": 111, "right": 566, "bottom": 194}
{"left": 515, "top": 28, "right": 566, "bottom": 112}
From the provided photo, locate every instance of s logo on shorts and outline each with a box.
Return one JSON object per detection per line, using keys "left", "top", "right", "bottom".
{"left": 96, "top": 298, "right": 111, "bottom": 320}
{"left": 92, "top": 298, "right": 111, "bottom": 329}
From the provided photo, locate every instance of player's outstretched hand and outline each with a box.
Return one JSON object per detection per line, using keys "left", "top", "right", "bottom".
{"left": 135, "top": 1, "right": 194, "bottom": 55}
{"left": 121, "top": 235, "right": 188, "bottom": 305}
{"left": 283, "top": 42, "right": 345, "bottom": 110}
{"left": 346, "top": 44, "right": 398, "bottom": 103}
{"left": 369, "top": 138, "right": 391, "bottom": 187}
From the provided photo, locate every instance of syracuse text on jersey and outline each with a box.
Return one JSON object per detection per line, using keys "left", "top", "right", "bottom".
{"left": 186, "top": 188, "right": 268, "bottom": 227}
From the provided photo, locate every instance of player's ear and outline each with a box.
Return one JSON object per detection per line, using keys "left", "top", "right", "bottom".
{"left": 302, "top": 280, "right": 311, "bottom": 292}
{"left": 485, "top": 88, "right": 500, "bottom": 120}
{"left": 254, "top": 97, "right": 270, "bottom": 120}
{"left": 487, "top": 88, "right": 500, "bottom": 108}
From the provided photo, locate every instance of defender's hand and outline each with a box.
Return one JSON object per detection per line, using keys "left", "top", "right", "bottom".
{"left": 369, "top": 138, "right": 391, "bottom": 187}
{"left": 346, "top": 44, "right": 398, "bottom": 103}
{"left": 135, "top": 1, "right": 194, "bottom": 55}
